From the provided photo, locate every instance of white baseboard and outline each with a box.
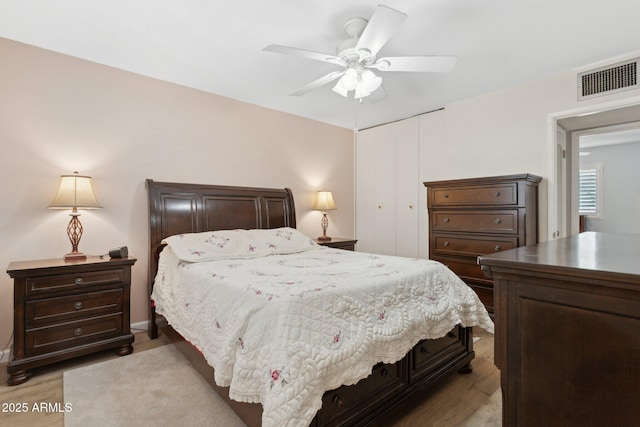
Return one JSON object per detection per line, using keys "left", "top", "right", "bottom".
{"left": 0, "top": 321, "right": 150, "bottom": 363}
{"left": 0, "top": 348, "right": 9, "bottom": 363}
{"left": 130, "top": 320, "right": 149, "bottom": 332}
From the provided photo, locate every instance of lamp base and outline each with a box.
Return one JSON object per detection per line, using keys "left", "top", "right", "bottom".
{"left": 64, "top": 251, "right": 87, "bottom": 262}
{"left": 317, "top": 236, "right": 332, "bottom": 242}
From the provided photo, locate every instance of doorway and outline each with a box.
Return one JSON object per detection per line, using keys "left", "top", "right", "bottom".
{"left": 550, "top": 102, "right": 640, "bottom": 239}
{"left": 574, "top": 123, "right": 640, "bottom": 233}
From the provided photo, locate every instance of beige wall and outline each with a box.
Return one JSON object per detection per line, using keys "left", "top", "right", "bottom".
{"left": 0, "top": 38, "right": 354, "bottom": 352}
{"left": 416, "top": 55, "right": 640, "bottom": 255}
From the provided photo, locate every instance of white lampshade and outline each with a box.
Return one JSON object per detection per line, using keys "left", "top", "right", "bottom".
{"left": 49, "top": 172, "right": 102, "bottom": 209}
{"left": 313, "top": 190, "right": 336, "bottom": 211}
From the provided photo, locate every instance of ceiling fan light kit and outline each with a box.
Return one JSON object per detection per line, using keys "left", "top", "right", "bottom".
{"left": 332, "top": 67, "right": 382, "bottom": 98}
{"left": 263, "top": 5, "right": 457, "bottom": 100}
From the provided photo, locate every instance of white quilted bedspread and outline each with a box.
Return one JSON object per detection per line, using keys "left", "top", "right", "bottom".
{"left": 152, "top": 245, "right": 493, "bottom": 427}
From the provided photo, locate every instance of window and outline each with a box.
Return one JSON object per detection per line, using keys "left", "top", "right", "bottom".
{"left": 579, "top": 162, "right": 602, "bottom": 218}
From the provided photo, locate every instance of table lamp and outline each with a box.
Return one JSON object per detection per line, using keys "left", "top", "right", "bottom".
{"left": 49, "top": 171, "right": 102, "bottom": 261}
{"left": 313, "top": 189, "right": 336, "bottom": 242}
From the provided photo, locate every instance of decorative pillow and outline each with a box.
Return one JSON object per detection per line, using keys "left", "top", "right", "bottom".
{"left": 247, "top": 227, "right": 318, "bottom": 255}
{"left": 162, "top": 229, "right": 270, "bottom": 262}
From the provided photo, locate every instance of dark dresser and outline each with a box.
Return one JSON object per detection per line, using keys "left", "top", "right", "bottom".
{"left": 479, "top": 232, "right": 640, "bottom": 426}
{"left": 424, "top": 174, "right": 541, "bottom": 314}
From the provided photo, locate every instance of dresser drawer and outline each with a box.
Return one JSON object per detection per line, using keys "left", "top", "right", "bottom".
{"left": 26, "top": 268, "right": 125, "bottom": 296}
{"left": 433, "top": 256, "right": 492, "bottom": 285}
{"left": 25, "top": 313, "right": 123, "bottom": 356}
{"left": 26, "top": 289, "right": 123, "bottom": 327}
{"left": 430, "top": 183, "right": 517, "bottom": 207}
{"left": 432, "top": 210, "right": 519, "bottom": 234}
{"left": 469, "top": 284, "right": 494, "bottom": 314}
{"left": 432, "top": 233, "right": 518, "bottom": 257}
{"left": 318, "top": 361, "right": 405, "bottom": 424}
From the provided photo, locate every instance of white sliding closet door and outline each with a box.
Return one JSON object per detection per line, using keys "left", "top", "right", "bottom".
{"left": 394, "top": 117, "right": 419, "bottom": 257}
{"left": 355, "top": 116, "right": 419, "bottom": 257}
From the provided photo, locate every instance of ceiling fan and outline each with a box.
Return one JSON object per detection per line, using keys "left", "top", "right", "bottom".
{"left": 263, "top": 5, "right": 457, "bottom": 100}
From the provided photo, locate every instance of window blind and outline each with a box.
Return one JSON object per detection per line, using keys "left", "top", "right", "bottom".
{"left": 579, "top": 168, "right": 598, "bottom": 215}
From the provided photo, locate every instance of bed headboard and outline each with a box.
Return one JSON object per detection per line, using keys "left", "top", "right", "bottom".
{"left": 146, "top": 179, "right": 296, "bottom": 338}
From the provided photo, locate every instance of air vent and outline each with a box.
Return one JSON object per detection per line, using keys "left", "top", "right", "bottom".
{"left": 578, "top": 58, "right": 639, "bottom": 100}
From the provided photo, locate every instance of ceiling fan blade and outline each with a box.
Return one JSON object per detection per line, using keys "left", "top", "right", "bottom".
{"left": 263, "top": 45, "right": 345, "bottom": 66}
{"left": 355, "top": 5, "right": 407, "bottom": 57}
{"left": 372, "top": 56, "right": 458, "bottom": 72}
{"left": 291, "top": 71, "right": 345, "bottom": 96}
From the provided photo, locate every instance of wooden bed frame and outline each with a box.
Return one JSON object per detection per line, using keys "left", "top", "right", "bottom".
{"left": 146, "top": 179, "right": 476, "bottom": 427}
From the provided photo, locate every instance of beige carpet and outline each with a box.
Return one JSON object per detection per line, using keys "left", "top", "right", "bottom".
{"left": 64, "top": 344, "right": 501, "bottom": 426}
{"left": 63, "top": 345, "right": 246, "bottom": 427}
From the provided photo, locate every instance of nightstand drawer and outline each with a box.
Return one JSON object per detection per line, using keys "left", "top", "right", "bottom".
{"left": 25, "top": 313, "right": 123, "bottom": 356}
{"left": 26, "top": 289, "right": 123, "bottom": 327}
{"left": 26, "top": 268, "right": 125, "bottom": 295}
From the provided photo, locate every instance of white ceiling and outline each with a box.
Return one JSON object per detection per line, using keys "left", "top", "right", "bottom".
{"left": 580, "top": 126, "right": 640, "bottom": 148}
{"left": 2, "top": 0, "right": 640, "bottom": 130}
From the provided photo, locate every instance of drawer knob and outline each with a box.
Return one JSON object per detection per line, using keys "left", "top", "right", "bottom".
{"left": 494, "top": 191, "right": 501, "bottom": 197}
{"left": 74, "top": 301, "right": 83, "bottom": 310}
{"left": 495, "top": 245, "right": 502, "bottom": 251}
{"left": 74, "top": 328, "right": 83, "bottom": 336}
{"left": 380, "top": 368, "right": 388, "bottom": 378}
{"left": 409, "top": 204, "right": 413, "bottom": 209}
{"left": 443, "top": 217, "right": 450, "bottom": 223}
{"left": 495, "top": 218, "right": 502, "bottom": 224}
{"left": 378, "top": 204, "right": 382, "bottom": 209}
{"left": 333, "top": 394, "right": 344, "bottom": 409}
{"left": 74, "top": 277, "right": 84, "bottom": 285}
{"left": 443, "top": 241, "right": 450, "bottom": 247}
{"left": 420, "top": 346, "right": 430, "bottom": 354}
{"left": 443, "top": 193, "right": 449, "bottom": 198}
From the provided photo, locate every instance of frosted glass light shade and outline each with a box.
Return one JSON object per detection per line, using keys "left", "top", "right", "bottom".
{"left": 340, "top": 68, "right": 358, "bottom": 91}
{"left": 362, "top": 69, "right": 382, "bottom": 92}
{"left": 332, "top": 81, "right": 349, "bottom": 97}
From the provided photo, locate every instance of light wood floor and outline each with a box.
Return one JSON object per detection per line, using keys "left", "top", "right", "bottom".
{"left": 0, "top": 328, "right": 499, "bottom": 426}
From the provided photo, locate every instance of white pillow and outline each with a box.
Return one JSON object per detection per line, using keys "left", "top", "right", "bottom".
{"left": 247, "top": 227, "right": 317, "bottom": 255}
{"left": 162, "top": 229, "right": 269, "bottom": 262}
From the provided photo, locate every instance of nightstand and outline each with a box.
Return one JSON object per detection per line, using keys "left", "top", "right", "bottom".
{"left": 6, "top": 256, "right": 136, "bottom": 386}
{"left": 315, "top": 237, "right": 358, "bottom": 251}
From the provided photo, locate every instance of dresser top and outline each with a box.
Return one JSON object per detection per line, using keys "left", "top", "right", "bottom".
{"left": 423, "top": 173, "right": 542, "bottom": 187}
{"left": 479, "top": 232, "right": 640, "bottom": 282}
